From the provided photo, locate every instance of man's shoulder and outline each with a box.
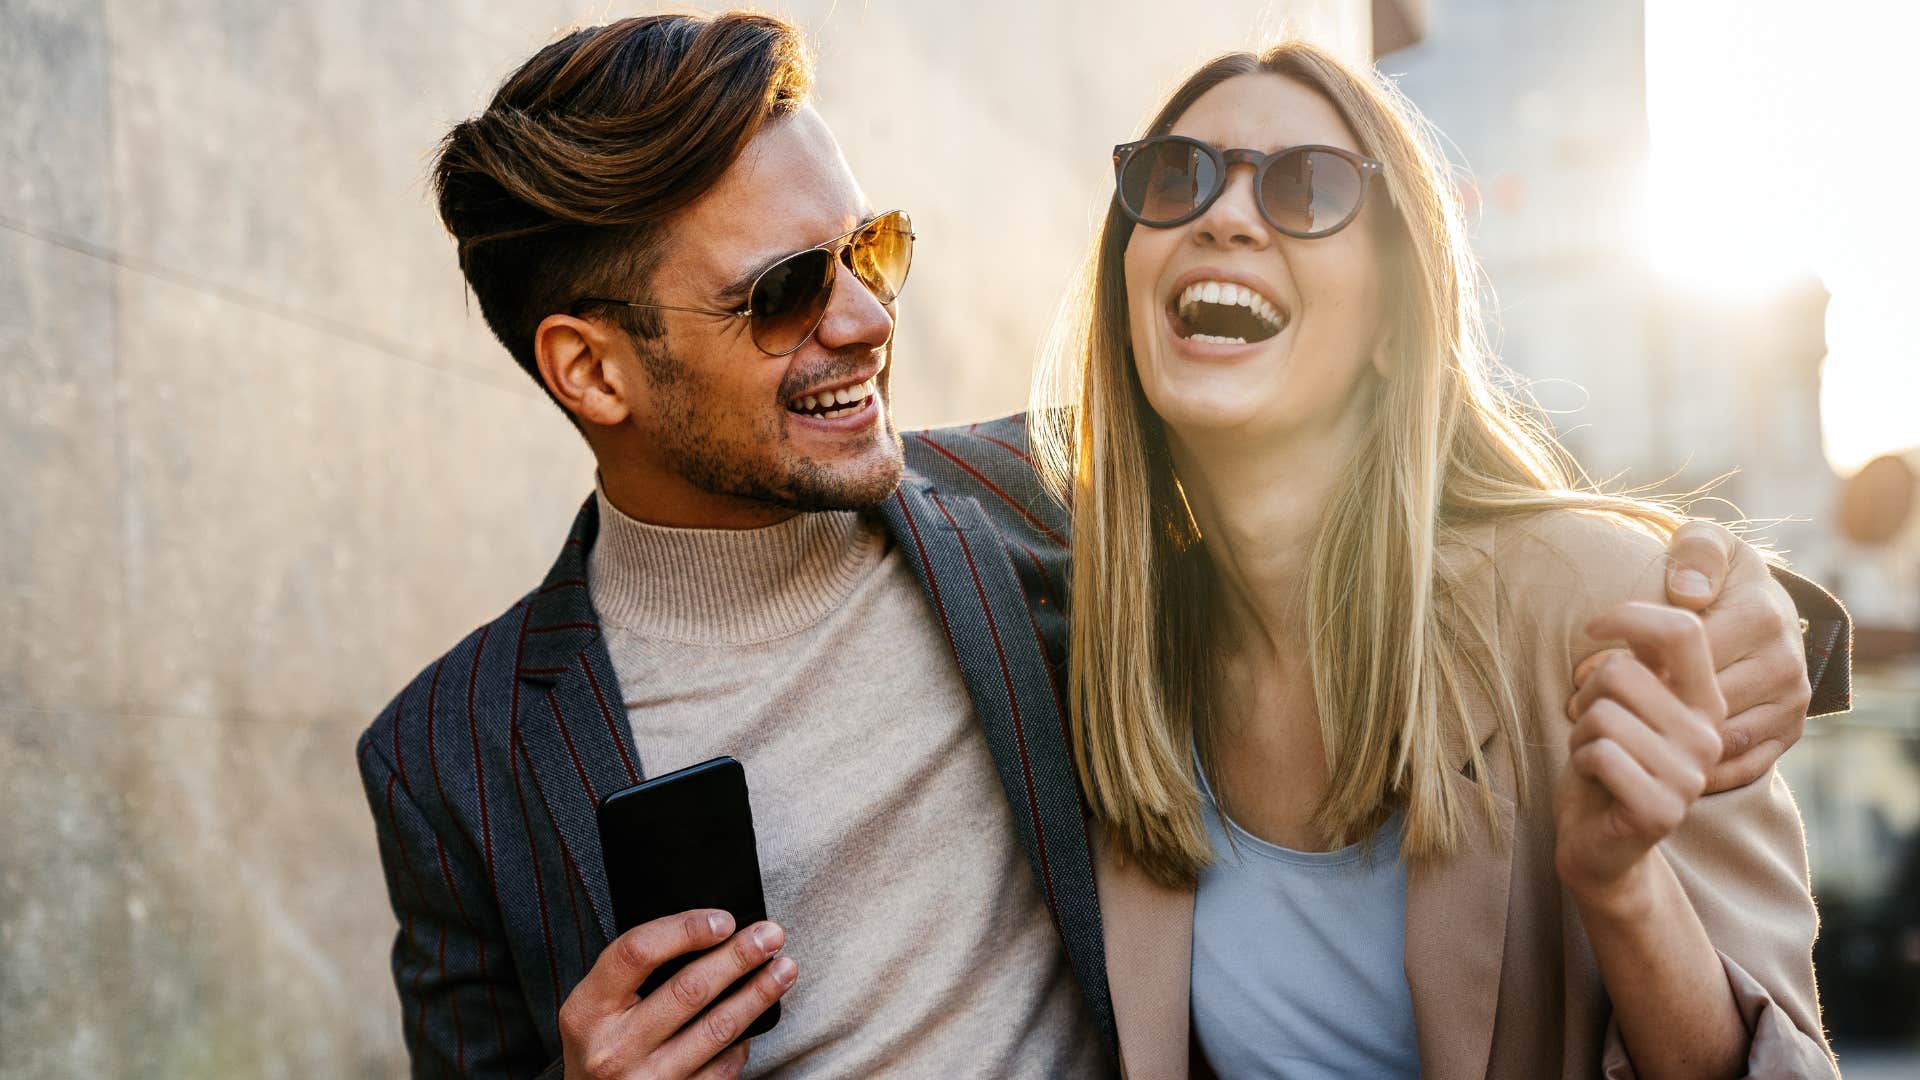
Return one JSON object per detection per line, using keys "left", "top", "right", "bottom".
{"left": 357, "top": 589, "right": 543, "bottom": 777}
{"left": 902, "top": 411, "right": 1070, "bottom": 545}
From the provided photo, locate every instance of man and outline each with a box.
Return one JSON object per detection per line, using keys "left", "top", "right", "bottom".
{"left": 356, "top": 12, "right": 1850, "bottom": 1079}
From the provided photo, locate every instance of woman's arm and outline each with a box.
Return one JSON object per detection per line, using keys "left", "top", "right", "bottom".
{"left": 1553, "top": 601, "right": 1745, "bottom": 1078}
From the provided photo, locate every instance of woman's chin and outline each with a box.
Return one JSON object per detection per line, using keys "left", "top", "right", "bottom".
{"left": 1143, "top": 383, "right": 1273, "bottom": 438}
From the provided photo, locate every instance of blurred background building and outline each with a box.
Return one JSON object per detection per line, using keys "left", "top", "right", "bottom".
{"left": 3, "top": 0, "right": 1915, "bottom": 1076}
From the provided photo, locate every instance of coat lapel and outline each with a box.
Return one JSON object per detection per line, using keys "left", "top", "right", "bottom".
{"left": 880, "top": 475, "right": 1117, "bottom": 1055}
{"left": 514, "top": 497, "right": 645, "bottom": 952}
{"left": 1407, "top": 538, "right": 1515, "bottom": 1079}
{"left": 1404, "top": 773, "right": 1515, "bottom": 1080}
{"left": 1094, "top": 830, "right": 1195, "bottom": 1080}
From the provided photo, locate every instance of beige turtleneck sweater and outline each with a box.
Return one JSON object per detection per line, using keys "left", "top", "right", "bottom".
{"left": 586, "top": 485, "right": 1104, "bottom": 1078}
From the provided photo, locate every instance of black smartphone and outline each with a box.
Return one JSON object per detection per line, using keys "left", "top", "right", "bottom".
{"left": 595, "top": 756, "right": 779, "bottom": 1037}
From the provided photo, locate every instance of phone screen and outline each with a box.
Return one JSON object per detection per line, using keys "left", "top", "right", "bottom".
{"left": 596, "top": 756, "right": 779, "bottom": 1036}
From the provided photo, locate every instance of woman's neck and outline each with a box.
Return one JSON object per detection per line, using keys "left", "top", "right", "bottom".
{"left": 1168, "top": 402, "right": 1369, "bottom": 666}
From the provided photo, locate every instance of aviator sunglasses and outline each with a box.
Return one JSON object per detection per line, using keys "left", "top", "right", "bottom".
{"left": 576, "top": 209, "right": 915, "bottom": 356}
{"left": 1113, "top": 136, "right": 1382, "bottom": 238}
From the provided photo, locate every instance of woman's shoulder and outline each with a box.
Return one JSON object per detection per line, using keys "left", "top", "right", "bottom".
{"left": 1440, "top": 506, "right": 1673, "bottom": 661}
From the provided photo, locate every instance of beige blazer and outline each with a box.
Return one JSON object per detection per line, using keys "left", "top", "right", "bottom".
{"left": 1096, "top": 510, "right": 1837, "bottom": 1079}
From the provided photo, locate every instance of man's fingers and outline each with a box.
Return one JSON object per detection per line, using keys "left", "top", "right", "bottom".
{"left": 659, "top": 956, "right": 797, "bottom": 1076}
{"left": 1663, "top": 520, "right": 1738, "bottom": 611}
{"left": 633, "top": 921, "right": 786, "bottom": 1044}
{"left": 1585, "top": 602, "right": 1724, "bottom": 717}
{"left": 689, "top": 1040, "right": 753, "bottom": 1080}
{"left": 569, "top": 909, "right": 735, "bottom": 1021}
{"left": 1704, "top": 694, "right": 1801, "bottom": 793}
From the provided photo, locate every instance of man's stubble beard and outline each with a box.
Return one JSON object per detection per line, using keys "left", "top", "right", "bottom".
{"left": 640, "top": 338, "right": 905, "bottom": 513}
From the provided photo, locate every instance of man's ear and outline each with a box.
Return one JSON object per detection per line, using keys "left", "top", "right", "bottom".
{"left": 535, "top": 313, "right": 636, "bottom": 427}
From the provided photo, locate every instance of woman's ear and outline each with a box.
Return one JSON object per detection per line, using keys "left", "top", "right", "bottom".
{"left": 1371, "top": 329, "right": 1396, "bottom": 379}
{"left": 535, "top": 313, "right": 635, "bottom": 427}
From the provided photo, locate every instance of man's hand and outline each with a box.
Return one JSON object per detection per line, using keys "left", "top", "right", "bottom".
{"left": 1571, "top": 520, "right": 1812, "bottom": 793}
{"left": 558, "top": 909, "right": 796, "bottom": 1080}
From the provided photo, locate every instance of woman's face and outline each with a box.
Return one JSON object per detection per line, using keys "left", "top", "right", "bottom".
{"left": 1124, "top": 74, "right": 1390, "bottom": 448}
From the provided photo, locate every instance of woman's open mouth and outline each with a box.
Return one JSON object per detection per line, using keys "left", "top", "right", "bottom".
{"left": 1166, "top": 280, "right": 1289, "bottom": 345}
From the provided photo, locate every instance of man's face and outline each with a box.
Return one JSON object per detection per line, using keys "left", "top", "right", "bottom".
{"left": 612, "top": 107, "right": 905, "bottom": 516}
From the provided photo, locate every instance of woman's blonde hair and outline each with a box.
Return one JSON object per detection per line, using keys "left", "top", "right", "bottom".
{"left": 1031, "top": 40, "right": 1684, "bottom": 888}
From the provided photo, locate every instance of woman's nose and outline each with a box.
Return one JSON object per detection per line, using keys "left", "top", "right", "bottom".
{"left": 1191, "top": 165, "right": 1270, "bottom": 250}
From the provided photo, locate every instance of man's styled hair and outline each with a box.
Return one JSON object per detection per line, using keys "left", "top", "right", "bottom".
{"left": 432, "top": 12, "right": 814, "bottom": 403}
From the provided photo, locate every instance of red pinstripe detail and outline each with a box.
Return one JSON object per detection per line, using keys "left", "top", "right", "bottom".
{"left": 389, "top": 696, "right": 412, "bottom": 796}
{"left": 507, "top": 603, "right": 558, "bottom": 1008}
{"left": 910, "top": 433, "right": 1064, "bottom": 545}
{"left": 925, "top": 491, "right": 1061, "bottom": 926}
{"left": 443, "top": 623, "right": 507, "bottom": 1062}
{"left": 538, "top": 578, "right": 588, "bottom": 595}
{"left": 433, "top": 838, "right": 468, "bottom": 1070}
{"left": 1013, "top": 565, "right": 1083, "bottom": 812}
{"left": 382, "top": 774, "right": 431, "bottom": 1048}
{"left": 977, "top": 432, "right": 1033, "bottom": 465}
{"left": 548, "top": 690, "right": 598, "bottom": 805}
{"left": 425, "top": 658, "right": 445, "bottom": 791}
{"left": 515, "top": 722, "right": 603, "bottom": 948}
{"left": 467, "top": 622, "right": 498, "bottom": 890}
{"left": 506, "top": 708, "right": 559, "bottom": 1006}
{"left": 530, "top": 622, "right": 597, "bottom": 635}
{"left": 582, "top": 652, "right": 639, "bottom": 785}
{"left": 1010, "top": 414, "right": 1027, "bottom": 425}
{"left": 893, "top": 490, "right": 950, "bottom": 639}
{"left": 1015, "top": 541, "right": 1060, "bottom": 608}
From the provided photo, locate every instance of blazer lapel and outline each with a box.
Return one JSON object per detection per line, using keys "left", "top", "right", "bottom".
{"left": 1404, "top": 773, "right": 1515, "bottom": 1080}
{"left": 1094, "top": 830, "right": 1196, "bottom": 1080}
{"left": 880, "top": 476, "right": 1117, "bottom": 1055}
{"left": 514, "top": 497, "right": 647, "bottom": 952}
{"left": 1407, "top": 540, "right": 1517, "bottom": 1079}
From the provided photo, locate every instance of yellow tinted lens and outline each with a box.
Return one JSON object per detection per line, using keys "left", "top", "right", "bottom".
{"left": 850, "top": 211, "right": 913, "bottom": 303}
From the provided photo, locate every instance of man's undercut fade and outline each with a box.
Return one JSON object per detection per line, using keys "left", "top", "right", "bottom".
{"left": 431, "top": 12, "right": 814, "bottom": 409}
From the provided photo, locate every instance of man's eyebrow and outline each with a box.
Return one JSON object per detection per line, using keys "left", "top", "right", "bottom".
{"left": 715, "top": 209, "right": 881, "bottom": 304}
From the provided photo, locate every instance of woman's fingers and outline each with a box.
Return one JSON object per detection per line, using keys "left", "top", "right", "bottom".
{"left": 1584, "top": 601, "right": 1727, "bottom": 720}
{"left": 1570, "top": 698, "right": 1708, "bottom": 802}
{"left": 1570, "top": 734, "right": 1690, "bottom": 842}
{"left": 1568, "top": 653, "right": 1722, "bottom": 769}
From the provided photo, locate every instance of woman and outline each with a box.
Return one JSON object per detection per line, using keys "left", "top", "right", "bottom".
{"left": 1032, "top": 40, "right": 1834, "bottom": 1079}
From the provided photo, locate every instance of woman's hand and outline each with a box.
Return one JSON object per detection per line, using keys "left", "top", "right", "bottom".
{"left": 1554, "top": 601, "right": 1729, "bottom": 906}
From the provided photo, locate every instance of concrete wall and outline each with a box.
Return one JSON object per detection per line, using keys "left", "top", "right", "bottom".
{"left": 0, "top": 2, "right": 1367, "bottom": 1075}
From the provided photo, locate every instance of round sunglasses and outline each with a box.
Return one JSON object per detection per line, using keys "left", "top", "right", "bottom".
{"left": 1113, "top": 137, "right": 1382, "bottom": 238}
{"left": 576, "top": 209, "right": 915, "bottom": 356}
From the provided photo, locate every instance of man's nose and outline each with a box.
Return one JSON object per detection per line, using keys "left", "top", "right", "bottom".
{"left": 812, "top": 250, "right": 895, "bottom": 352}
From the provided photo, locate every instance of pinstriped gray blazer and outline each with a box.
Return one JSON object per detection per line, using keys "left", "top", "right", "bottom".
{"left": 355, "top": 414, "right": 1109, "bottom": 1078}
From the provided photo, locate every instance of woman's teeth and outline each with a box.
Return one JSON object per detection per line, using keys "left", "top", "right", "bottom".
{"left": 1174, "top": 279, "right": 1286, "bottom": 343}
{"left": 792, "top": 377, "right": 877, "bottom": 418}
